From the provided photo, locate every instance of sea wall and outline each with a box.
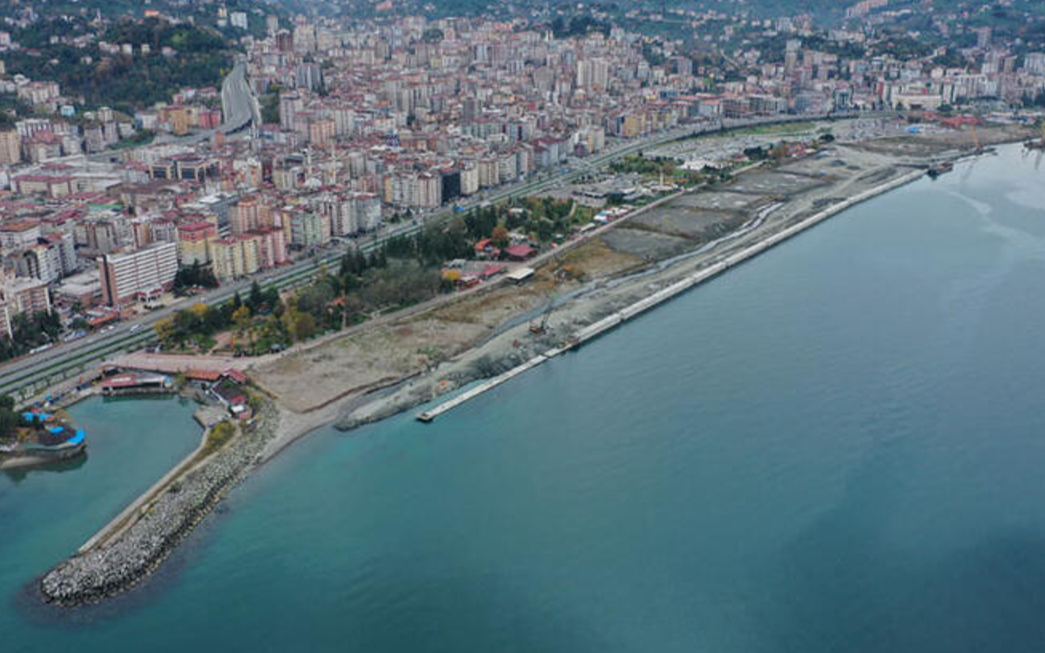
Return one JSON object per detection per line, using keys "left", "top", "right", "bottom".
{"left": 0, "top": 442, "right": 87, "bottom": 471}
{"left": 412, "top": 168, "right": 925, "bottom": 423}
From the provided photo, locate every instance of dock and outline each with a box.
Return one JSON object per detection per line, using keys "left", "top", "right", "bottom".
{"left": 417, "top": 169, "right": 924, "bottom": 423}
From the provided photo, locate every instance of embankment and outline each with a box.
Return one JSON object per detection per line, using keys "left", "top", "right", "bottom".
{"left": 365, "top": 168, "right": 926, "bottom": 426}
{"left": 38, "top": 403, "right": 279, "bottom": 607}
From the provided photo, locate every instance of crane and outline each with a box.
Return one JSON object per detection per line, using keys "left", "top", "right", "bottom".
{"left": 529, "top": 303, "right": 554, "bottom": 335}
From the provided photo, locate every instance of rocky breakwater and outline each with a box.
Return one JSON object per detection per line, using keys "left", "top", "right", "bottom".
{"left": 38, "top": 402, "right": 280, "bottom": 607}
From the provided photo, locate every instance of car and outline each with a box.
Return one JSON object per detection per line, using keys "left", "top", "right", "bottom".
{"left": 130, "top": 324, "right": 143, "bottom": 333}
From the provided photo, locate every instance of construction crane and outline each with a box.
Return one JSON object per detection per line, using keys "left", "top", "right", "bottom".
{"left": 529, "top": 303, "right": 554, "bottom": 335}
{"left": 970, "top": 123, "right": 982, "bottom": 153}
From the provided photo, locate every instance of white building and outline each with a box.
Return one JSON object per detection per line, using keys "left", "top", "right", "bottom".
{"left": 98, "top": 242, "right": 178, "bottom": 306}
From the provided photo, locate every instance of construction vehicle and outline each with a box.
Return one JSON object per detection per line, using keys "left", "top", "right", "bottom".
{"left": 927, "top": 160, "right": 953, "bottom": 179}
{"left": 1025, "top": 122, "right": 1045, "bottom": 150}
{"left": 529, "top": 304, "right": 553, "bottom": 335}
{"left": 968, "top": 122, "right": 996, "bottom": 156}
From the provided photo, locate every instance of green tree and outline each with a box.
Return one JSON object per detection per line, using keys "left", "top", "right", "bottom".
{"left": 292, "top": 312, "right": 316, "bottom": 341}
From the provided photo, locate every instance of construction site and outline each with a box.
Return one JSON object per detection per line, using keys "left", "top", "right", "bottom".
{"left": 236, "top": 123, "right": 1034, "bottom": 446}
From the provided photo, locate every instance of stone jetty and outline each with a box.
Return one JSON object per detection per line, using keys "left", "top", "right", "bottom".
{"left": 39, "top": 403, "right": 279, "bottom": 606}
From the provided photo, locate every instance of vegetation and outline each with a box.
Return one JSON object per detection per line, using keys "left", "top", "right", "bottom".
{"left": 0, "top": 395, "right": 19, "bottom": 440}
{"left": 0, "top": 94, "right": 36, "bottom": 131}
{"left": 112, "top": 129, "right": 155, "bottom": 149}
{"left": 5, "top": 18, "right": 234, "bottom": 111}
{"left": 203, "top": 420, "right": 236, "bottom": 456}
{"left": 461, "top": 198, "right": 591, "bottom": 244}
{"left": 174, "top": 262, "right": 220, "bottom": 295}
{"left": 551, "top": 15, "right": 611, "bottom": 39}
{"left": 610, "top": 154, "right": 705, "bottom": 186}
{"left": 154, "top": 282, "right": 280, "bottom": 354}
{"left": 0, "top": 311, "right": 62, "bottom": 365}
{"left": 259, "top": 84, "right": 284, "bottom": 124}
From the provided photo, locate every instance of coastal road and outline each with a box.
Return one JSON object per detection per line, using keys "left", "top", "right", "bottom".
{"left": 2, "top": 111, "right": 886, "bottom": 400}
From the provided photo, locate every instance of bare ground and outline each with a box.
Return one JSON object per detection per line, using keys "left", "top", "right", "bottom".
{"left": 250, "top": 126, "right": 1030, "bottom": 451}
{"left": 251, "top": 237, "right": 643, "bottom": 412}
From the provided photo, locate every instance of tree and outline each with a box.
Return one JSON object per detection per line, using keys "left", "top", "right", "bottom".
{"left": 0, "top": 408, "right": 17, "bottom": 439}
{"left": 153, "top": 316, "right": 177, "bottom": 344}
{"left": 248, "top": 280, "right": 263, "bottom": 312}
{"left": 340, "top": 295, "right": 364, "bottom": 329}
{"left": 232, "top": 305, "right": 252, "bottom": 334}
{"left": 491, "top": 224, "right": 510, "bottom": 248}
{"left": 292, "top": 312, "right": 316, "bottom": 341}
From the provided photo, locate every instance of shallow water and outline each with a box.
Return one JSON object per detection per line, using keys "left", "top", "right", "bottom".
{"left": 4, "top": 146, "right": 1045, "bottom": 652}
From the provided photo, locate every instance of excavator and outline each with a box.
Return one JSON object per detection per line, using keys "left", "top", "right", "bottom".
{"left": 1024, "top": 121, "right": 1045, "bottom": 151}
{"left": 529, "top": 303, "right": 554, "bottom": 335}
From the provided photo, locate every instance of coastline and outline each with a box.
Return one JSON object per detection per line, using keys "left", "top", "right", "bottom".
{"left": 414, "top": 168, "right": 925, "bottom": 424}
{"left": 34, "top": 129, "right": 1028, "bottom": 607}
{"left": 263, "top": 148, "right": 942, "bottom": 451}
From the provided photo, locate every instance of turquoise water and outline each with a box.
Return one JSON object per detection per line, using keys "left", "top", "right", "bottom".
{"left": 5, "top": 146, "right": 1045, "bottom": 651}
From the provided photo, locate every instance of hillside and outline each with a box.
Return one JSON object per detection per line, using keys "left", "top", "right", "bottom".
{"left": 4, "top": 18, "right": 236, "bottom": 112}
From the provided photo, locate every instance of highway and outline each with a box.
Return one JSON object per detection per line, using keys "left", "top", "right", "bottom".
{"left": 1, "top": 108, "right": 877, "bottom": 400}
{"left": 220, "top": 58, "right": 261, "bottom": 135}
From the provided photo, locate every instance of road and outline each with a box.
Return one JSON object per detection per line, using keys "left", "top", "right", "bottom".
{"left": 144, "top": 57, "right": 259, "bottom": 149}
{"left": 220, "top": 58, "right": 261, "bottom": 135}
{"left": 2, "top": 109, "right": 884, "bottom": 400}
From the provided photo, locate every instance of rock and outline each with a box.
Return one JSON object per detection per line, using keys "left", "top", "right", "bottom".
{"left": 39, "top": 403, "right": 280, "bottom": 607}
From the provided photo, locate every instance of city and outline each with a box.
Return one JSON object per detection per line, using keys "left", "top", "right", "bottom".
{"left": 2, "top": 0, "right": 1045, "bottom": 650}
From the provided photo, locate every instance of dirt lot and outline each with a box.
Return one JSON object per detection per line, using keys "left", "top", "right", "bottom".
{"left": 251, "top": 237, "right": 643, "bottom": 412}
{"left": 853, "top": 123, "right": 1033, "bottom": 158}
{"left": 253, "top": 125, "right": 1032, "bottom": 418}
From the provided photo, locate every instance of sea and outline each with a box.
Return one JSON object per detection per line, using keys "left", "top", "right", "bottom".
{"left": 3, "top": 144, "right": 1045, "bottom": 652}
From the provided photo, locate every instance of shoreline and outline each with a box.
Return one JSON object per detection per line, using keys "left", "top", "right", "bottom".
{"left": 415, "top": 168, "right": 925, "bottom": 423}
{"left": 34, "top": 131, "right": 1025, "bottom": 607}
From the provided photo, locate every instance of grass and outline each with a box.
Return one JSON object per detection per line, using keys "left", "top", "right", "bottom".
{"left": 202, "top": 420, "right": 236, "bottom": 456}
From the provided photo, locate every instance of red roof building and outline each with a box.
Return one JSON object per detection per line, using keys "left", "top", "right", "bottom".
{"left": 504, "top": 244, "right": 537, "bottom": 261}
